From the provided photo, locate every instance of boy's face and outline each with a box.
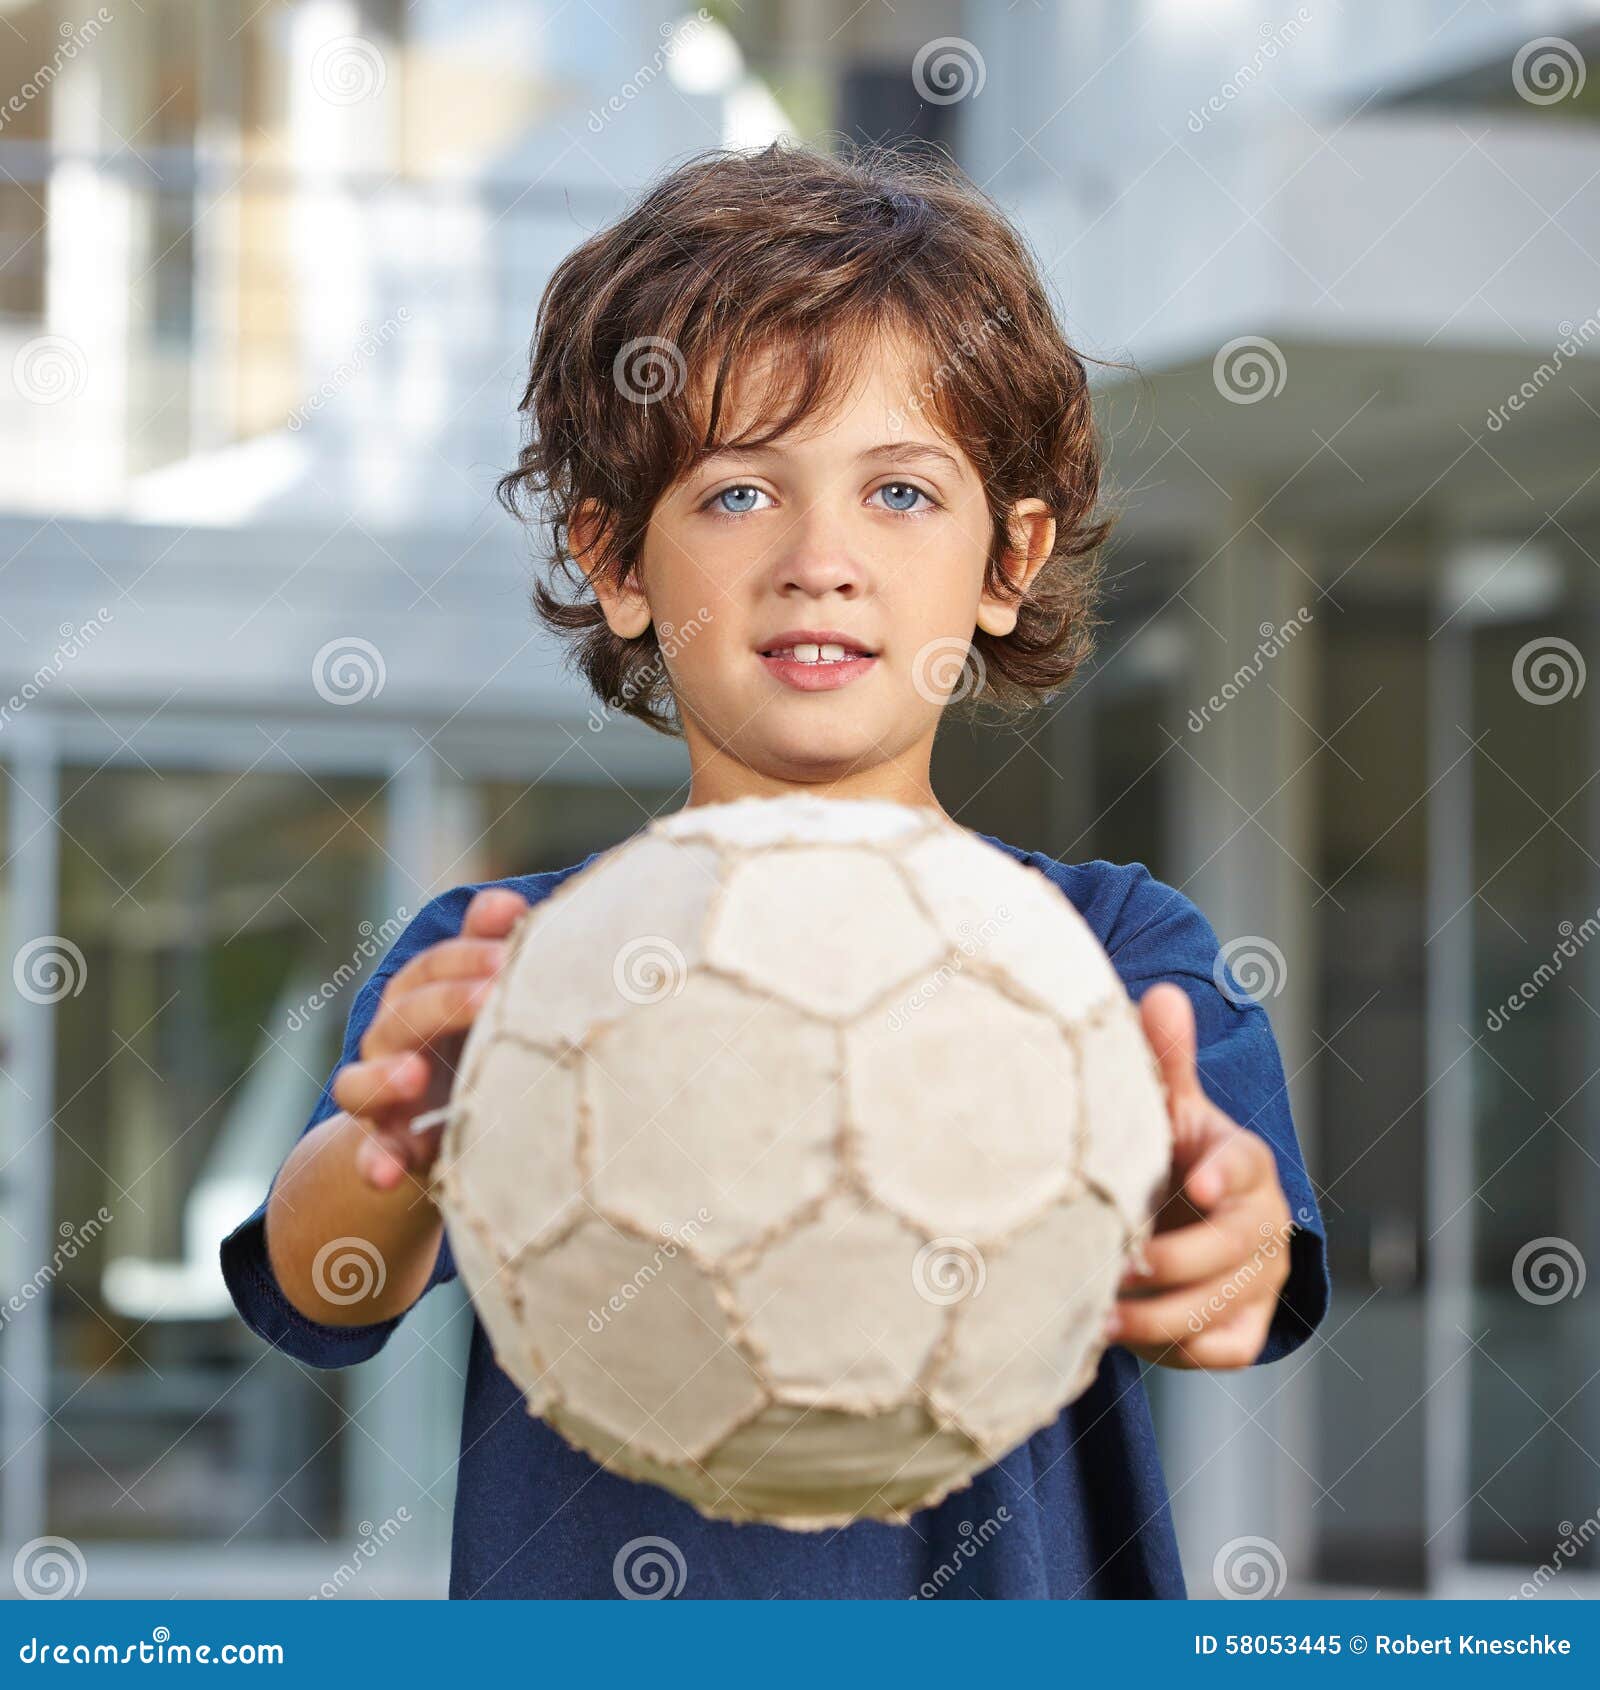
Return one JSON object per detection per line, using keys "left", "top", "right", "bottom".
{"left": 583, "top": 330, "right": 1054, "bottom": 807}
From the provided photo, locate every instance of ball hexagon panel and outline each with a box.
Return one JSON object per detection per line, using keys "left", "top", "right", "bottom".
{"left": 727, "top": 1193, "right": 946, "bottom": 1413}
{"left": 927, "top": 1191, "right": 1128, "bottom": 1455}
{"left": 706, "top": 847, "right": 947, "bottom": 1020}
{"left": 510, "top": 1216, "right": 765, "bottom": 1467}
{"left": 585, "top": 974, "right": 841, "bottom": 1261}
{"left": 489, "top": 834, "right": 721, "bottom": 1050}
{"left": 442, "top": 1040, "right": 584, "bottom": 1257}
{"left": 898, "top": 828, "right": 1123, "bottom": 1024}
{"left": 846, "top": 973, "right": 1081, "bottom": 1239}
{"left": 1079, "top": 1004, "right": 1173, "bottom": 1231}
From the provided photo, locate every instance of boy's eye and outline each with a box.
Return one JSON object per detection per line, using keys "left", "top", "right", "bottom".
{"left": 707, "top": 484, "right": 771, "bottom": 516}
{"left": 871, "top": 481, "right": 935, "bottom": 515}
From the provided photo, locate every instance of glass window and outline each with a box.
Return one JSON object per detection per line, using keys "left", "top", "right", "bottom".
{"left": 1312, "top": 597, "right": 1429, "bottom": 1589}
{"left": 1465, "top": 614, "right": 1596, "bottom": 1569}
{"left": 477, "top": 777, "right": 685, "bottom": 879}
{"left": 0, "top": 2, "right": 55, "bottom": 319}
{"left": 47, "top": 764, "right": 388, "bottom": 1544}
{"left": 0, "top": 767, "right": 14, "bottom": 1276}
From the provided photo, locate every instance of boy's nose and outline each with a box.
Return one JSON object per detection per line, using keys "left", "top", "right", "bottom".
{"left": 773, "top": 533, "right": 867, "bottom": 599}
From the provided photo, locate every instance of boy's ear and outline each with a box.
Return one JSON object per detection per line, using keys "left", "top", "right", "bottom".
{"left": 977, "top": 498, "right": 1056, "bottom": 638}
{"left": 570, "top": 500, "right": 653, "bottom": 640}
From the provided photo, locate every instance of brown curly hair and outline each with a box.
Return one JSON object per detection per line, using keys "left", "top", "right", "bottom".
{"left": 497, "top": 138, "right": 1123, "bottom": 736}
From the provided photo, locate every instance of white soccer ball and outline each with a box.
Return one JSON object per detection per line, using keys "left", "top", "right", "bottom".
{"left": 433, "top": 795, "right": 1171, "bottom": 1528}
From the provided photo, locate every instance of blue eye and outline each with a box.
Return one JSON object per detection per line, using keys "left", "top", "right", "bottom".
{"left": 874, "top": 482, "right": 933, "bottom": 514}
{"left": 709, "top": 485, "right": 767, "bottom": 515}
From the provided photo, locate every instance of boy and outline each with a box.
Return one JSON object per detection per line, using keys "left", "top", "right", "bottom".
{"left": 222, "top": 141, "right": 1328, "bottom": 1599}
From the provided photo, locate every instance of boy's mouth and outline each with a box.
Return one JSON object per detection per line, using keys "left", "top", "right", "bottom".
{"left": 756, "top": 628, "right": 879, "bottom": 692}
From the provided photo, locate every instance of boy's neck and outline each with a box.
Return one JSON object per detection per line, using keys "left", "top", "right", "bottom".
{"left": 682, "top": 747, "right": 949, "bottom": 821}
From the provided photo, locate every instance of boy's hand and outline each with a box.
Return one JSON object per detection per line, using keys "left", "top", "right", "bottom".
{"left": 1106, "top": 982, "right": 1294, "bottom": 1370}
{"left": 332, "top": 887, "right": 528, "bottom": 1193}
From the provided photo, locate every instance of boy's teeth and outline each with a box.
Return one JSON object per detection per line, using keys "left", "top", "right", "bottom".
{"left": 770, "top": 642, "right": 859, "bottom": 664}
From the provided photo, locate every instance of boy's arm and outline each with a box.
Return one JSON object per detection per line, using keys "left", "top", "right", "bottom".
{"left": 1093, "top": 865, "right": 1330, "bottom": 1368}
{"left": 221, "top": 887, "right": 522, "bottom": 1367}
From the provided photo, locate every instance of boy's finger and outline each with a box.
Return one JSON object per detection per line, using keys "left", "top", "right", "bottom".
{"left": 332, "top": 1051, "right": 430, "bottom": 1117}
{"left": 388, "top": 937, "right": 507, "bottom": 995}
{"left": 1138, "top": 983, "right": 1206, "bottom": 1118}
{"left": 361, "top": 976, "right": 495, "bottom": 1058}
{"left": 1120, "top": 1210, "right": 1268, "bottom": 1292}
{"left": 460, "top": 887, "right": 530, "bottom": 939}
{"left": 1112, "top": 1266, "right": 1274, "bottom": 1350}
{"left": 354, "top": 1129, "right": 412, "bottom": 1190}
{"left": 355, "top": 1109, "right": 449, "bottom": 1184}
{"left": 1183, "top": 1125, "right": 1272, "bottom": 1210}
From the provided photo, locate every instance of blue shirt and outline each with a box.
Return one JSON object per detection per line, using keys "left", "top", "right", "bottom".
{"left": 220, "top": 835, "right": 1329, "bottom": 1599}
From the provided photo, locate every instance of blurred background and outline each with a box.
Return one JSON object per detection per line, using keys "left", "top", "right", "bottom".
{"left": 1, "top": 0, "right": 1597, "bottom": 1600}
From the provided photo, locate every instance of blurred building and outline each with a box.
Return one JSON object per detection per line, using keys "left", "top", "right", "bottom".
{"left": 1, "top": 0, "right": 1597, "bottom": 1598}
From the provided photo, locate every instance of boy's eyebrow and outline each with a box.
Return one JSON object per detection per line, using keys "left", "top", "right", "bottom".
{"left": 698, "top": 440, "right": 965, "bottom": 475}
{"left": 860, "top": 441, "right": 965, "bottom": 475}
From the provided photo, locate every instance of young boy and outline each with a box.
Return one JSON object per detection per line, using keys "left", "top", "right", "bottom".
{"left": 222, "top": 141, "right": 1328, "bottom": 1599}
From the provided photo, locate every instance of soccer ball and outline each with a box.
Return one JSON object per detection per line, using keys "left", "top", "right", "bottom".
{"left": 432, "top": 795, "right": 1171, "bottom": 1529}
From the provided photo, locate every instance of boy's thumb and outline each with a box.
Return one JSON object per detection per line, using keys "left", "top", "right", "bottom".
{"left": 1138, "top": 982, "right": 1204, "bottom": 1110}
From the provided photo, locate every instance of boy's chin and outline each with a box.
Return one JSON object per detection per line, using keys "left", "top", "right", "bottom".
{"left": 749, "top": 722, "right": 906, "bottom": 783}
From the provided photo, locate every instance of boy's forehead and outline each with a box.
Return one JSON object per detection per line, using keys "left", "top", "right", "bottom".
{"left": 691, "top": 327, "right": 950, "bottom": 455}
